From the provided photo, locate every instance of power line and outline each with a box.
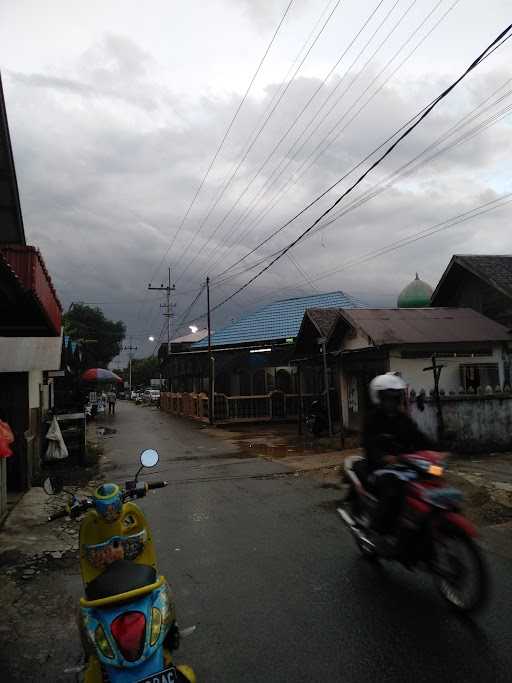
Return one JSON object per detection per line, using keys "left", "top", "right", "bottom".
{"left": 187, "top": 192, "right": 512, "bottom": 325}
{"left": 182, "top": 0, "right": 389, "bottom": 280}
{"left": 212, "top": 1, "right": 492, "bottom": 283}
{"left": 212, "top": 78, "right": 512, "bottom": 290}
{"left": 203, "top": 0, "right": 412, "bottom": 275}
{"left": 173, "top": 0, "right": 345, "bottom": 284}
{"left": 195, "top": 22, "right": 512, "bottom": 317}
{"left": 212, "top": 0, "right": 459, "bottom": 278}
{"left": 309, "top": 193, "right": 512, "bottom": 285}
{"left": 134, "top": 0, "right": 295, "bottom": 336}
{"left": 145, "top": 0, "right": 296, "bottom": 288}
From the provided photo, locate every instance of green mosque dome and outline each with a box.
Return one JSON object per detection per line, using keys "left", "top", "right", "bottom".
{"left": 397, "top": 273, "right": 433, "bottom": 308}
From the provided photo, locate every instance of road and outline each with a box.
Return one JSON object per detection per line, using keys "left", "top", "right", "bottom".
{"left": 102, "top": 401, "right": 512, "bottom": 682}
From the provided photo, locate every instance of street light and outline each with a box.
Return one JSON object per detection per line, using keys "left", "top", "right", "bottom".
{"left": 148, "top": 336, "right": 155, "bottom": 342}
{"left": 189, "top": 325, "right": 198, "bottom": 333}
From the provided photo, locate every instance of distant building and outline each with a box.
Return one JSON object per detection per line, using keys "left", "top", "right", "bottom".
{"left": 160, "top": 291, "right": 366, "bottom": 423}
{"left": 431, "top": 255, "right": 512, "bottom": 328}
{"left": 296, "top": 307, "right": 511, "bottom": 433}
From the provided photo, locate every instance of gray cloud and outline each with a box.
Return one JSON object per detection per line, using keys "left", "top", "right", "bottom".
{"left": 4, "top": 19, "right": 512, "bottom": 360}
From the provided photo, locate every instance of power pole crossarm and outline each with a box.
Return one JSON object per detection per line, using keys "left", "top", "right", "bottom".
{"left": 148, "top": 267, "right": 176, "bottom": 391}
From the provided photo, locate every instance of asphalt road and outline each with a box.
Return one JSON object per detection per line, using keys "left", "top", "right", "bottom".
{"left": 100, "top": 400, "right": 512, "bottom": 683}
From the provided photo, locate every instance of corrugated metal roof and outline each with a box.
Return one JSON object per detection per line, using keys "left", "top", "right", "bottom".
{"left": 305, "top": 308, "right": 341, "bottom": 338}
{"left": 335, "top": 307, "right": 511, "bottom": 346}
{"left": 432, "top": 254, "right": 512, "bottom": 304}
{"left": 193, "top": 291, "right": 366, "bottom": 348}
{"left": 172, "top": 328, "right": 208, "bottom": 344}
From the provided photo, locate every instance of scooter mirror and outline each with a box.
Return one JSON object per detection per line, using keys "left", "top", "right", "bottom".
{"left": 140, "top": 448, "right": 159, "bottom": 468}
{"left": 42, "top": 476, "right": 64, "bottom": 495}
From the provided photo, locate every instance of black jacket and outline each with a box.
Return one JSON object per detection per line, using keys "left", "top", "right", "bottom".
{"left": 362, "top": 407, "right": 434, "bottom": 473}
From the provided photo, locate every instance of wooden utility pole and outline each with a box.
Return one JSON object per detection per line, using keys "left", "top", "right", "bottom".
{"left": 423, "top": 354, "right": 445, "bottom": 443}
{"left": 319, "top": 337, "right": 333, "bottom": 437}
{"left": 148, "top": 267, "right": 175, "bottom": 390}
{"left": 206, "top": 276, "right": 214, "bottom": 425}
{"left": 123, "top": 337, "right": 138, "bottom": 394}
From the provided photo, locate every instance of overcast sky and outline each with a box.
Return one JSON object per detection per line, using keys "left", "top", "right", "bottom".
{"left": 1, "top": 0, "right": 511, "bottom": 361}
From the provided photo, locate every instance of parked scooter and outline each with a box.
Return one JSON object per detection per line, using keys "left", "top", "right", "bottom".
{"left": 44, "top": 449, "right": 196, "bottom": 683}
{"left": 338, "top": 451, "right": 488, "bottom": 613}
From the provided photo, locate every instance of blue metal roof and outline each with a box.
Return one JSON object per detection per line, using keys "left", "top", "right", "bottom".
{"left": 192, "top": 291, "right": 366, "bottom": 348}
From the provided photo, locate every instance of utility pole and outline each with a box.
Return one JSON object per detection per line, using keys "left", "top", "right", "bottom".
{"left": 123, "top": 337, "right": 138, "bottom": 394}
{"left": 206, "top": 276, "right": 214, "bottom": 425}
{"left": 319, "top": 337, "right": 333, "bottom": 437}
{"left": 423, "top": 355, "right": 445, "bottom": 443}
{"left": 148, "top": 267, "right": 175, "bottom": 391}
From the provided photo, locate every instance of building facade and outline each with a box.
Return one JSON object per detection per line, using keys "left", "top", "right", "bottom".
{"left": 0, "top": 74, "right": 62, "bottom": 521}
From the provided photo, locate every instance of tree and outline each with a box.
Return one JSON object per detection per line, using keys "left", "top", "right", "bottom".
{"left": 64, "top": 304, "right": 126, "bottom": 369}
{"left": 130, "top": 357, "right": 161, "bottom": 388}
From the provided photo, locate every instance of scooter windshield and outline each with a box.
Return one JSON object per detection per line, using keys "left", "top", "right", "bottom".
{"left": 85, "top": 530, "right": 147, "bottom": 569}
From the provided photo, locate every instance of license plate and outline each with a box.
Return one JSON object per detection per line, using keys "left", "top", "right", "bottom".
{"left": 137, "top": 665, "right": 179, "bottom": 683}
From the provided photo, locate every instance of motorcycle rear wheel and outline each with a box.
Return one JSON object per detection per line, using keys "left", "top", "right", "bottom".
{"left": 432, "top": 530, "right": 488, "bottom": 613}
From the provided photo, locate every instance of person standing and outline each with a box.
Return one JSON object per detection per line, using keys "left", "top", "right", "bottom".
{"left": 107, "top": 389, "right": 117, "bottom": 416}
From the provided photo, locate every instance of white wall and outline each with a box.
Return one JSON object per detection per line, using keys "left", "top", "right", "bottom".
{"left": 0, "top": 335, "right": 61, "bottom": 372}
{"left": 388, "top": 346, "right": 503, "bottom": 394}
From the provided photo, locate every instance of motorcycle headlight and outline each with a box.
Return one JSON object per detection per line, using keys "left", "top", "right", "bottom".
{"left": 95, "top": 624, "right": 114, "bottom": 659}
{"left": 150, "top": 607, "right": 162, "bottom": 646}
{"left": 428, "top": 464, "right": 444, "bottom": 477}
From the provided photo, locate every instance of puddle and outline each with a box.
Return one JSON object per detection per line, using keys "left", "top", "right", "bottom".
{"left": 233, "top": 437, "right": 328, "bottom": 459}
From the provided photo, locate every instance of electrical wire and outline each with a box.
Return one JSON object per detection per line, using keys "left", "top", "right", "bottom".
{"left": 145, "top": 0, "right": 296, "bottom": 287}
{"left": 203, "top": 0, "right": 415, "bottom": 276}
{"left": 211, "top": 0, "right": 459, "bottom": 278}
{"left": 211, "top": 79, "right": 512, "bottom": 290}
{"left": 179, "top": 0, "right": 389, "bottom": 281}
{"left": 186, "top": 192, "right": 512, "bottom": 325}
{"left": 186, "top": 22, "right": 512, "bottom": 319}
{"left": 133, "top": 0, "right": 295, "bottom": 336}
{"left": 173, "top": 0, "right": 345, "bottom": 283}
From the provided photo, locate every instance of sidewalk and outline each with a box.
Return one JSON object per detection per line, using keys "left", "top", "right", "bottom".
{"left": 0, "top": 421, "right": 107, "bottom": 681}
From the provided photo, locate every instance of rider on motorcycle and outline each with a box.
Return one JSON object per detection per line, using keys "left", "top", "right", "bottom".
{"left": 363, "top": 372, "right": 434, "bottom": 552}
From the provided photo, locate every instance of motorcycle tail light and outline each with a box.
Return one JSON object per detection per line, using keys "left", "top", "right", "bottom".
{"left": 150, "top": 607, "right": 162, "bottom": 646}
{"left": 95, "top": 623, "right": 114, "bottom": 659}
{"left": 111, "top": 611, "right": 146, "bottom": 662}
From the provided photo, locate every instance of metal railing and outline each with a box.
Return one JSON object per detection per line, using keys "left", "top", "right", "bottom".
{"left": 160, "top": 391, "right": 319, "bottom": 423}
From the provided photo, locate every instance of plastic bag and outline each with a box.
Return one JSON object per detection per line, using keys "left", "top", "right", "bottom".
{"left": 45, "top": 416, "right": 69, "bottom": 461}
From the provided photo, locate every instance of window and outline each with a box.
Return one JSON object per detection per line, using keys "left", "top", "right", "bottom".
{"left": 460, "top": 363, "right": 499, "bottom": 392}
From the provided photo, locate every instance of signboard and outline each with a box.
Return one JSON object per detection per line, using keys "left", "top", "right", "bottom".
{"left": 48, "top": 370, "right": 65, "bottom": 377}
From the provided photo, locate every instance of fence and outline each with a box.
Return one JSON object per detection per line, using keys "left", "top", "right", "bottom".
{"left": 410, "top": 392, "right": 512, "bottom": 452}
{"left": 160, "top": 391, "right": 319, "bottom": 423}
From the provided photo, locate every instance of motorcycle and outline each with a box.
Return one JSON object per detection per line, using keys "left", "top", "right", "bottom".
{"left": 44, "top": 448, "right": 196, "bottom": 683}
{"left": 338, "top": 451, "right": 488, "bottom": 613}
{"left": 305, "top": 400, "right": 328, "bottom": 436}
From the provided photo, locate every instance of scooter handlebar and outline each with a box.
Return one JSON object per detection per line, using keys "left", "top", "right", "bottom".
{"left": 147, "top": 480, "right": 168, "bottom": 490}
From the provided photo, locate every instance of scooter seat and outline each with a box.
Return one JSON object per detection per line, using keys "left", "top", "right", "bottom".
{"left": 85, "top": 560, "right": 157, "bottom": 601}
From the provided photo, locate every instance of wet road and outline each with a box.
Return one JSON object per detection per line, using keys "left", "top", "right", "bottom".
{"left": 106, "top": 401, "right": 512, "bottom": 682}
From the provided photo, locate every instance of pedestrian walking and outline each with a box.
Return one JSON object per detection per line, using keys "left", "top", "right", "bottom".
{"left": 107, "top": 389, "right": 117, "bottom": 416}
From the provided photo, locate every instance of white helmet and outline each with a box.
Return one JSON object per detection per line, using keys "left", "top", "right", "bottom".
{"left": 369, "top": 372, "right": 407, "bottom": 405}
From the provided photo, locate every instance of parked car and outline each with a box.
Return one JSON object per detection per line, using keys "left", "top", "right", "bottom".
{"left": 143, "top": 389, "right": 161, "bottom": 404}
{"left": 130, "top": 390, "right": 138, "bottom": 400}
